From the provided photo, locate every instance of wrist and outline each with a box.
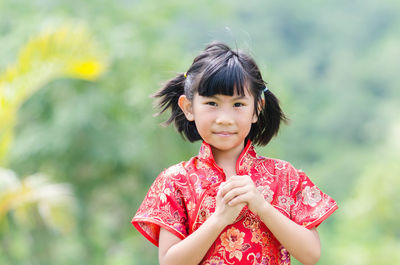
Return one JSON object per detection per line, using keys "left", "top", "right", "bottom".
{"left": 208, "top": 211, "right": 229, "bottom": 230}
{"left": 257, "top": 201, "right": 274, "bottom": 218}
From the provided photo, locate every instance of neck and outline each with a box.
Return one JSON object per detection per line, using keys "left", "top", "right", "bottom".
{"left": 211, "top": 141, "right": 246, "bottom": 177}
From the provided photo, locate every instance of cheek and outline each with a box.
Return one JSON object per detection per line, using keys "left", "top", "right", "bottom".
{"left": 194, "top": 115, "right": 212, "bottom": 132}
{"left": 243, "top": 122, "right": 253, "bottom": 134}
{"left": 238, "top": 116, "right": 255, "bottom": 133}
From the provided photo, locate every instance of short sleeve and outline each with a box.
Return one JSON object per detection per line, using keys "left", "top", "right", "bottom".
{"left": 289, "top": 167, "right": 338, "bottom": 229}
{"left": 132, "top": 165, "right": 189, "bottom": 247}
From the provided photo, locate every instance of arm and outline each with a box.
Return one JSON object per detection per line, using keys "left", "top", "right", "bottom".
{"left": 220, "top": 176, "right": 321, "bottom": 265}
{"left": 158, "top": 183, "right": 245, "bottom": 265}
{"left": 257, "top": 204, "right": 321, "bottom": 265}
{"left": 158, "top": 214, "right": 224, "bottom": 265}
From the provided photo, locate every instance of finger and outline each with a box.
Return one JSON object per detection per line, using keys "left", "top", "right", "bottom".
{"left": 228, "top": 175, "right": 252, "bottom": 182}
{"left": 216, "top": 182, "right": 226, "bottom": 199}
{"left": 225, "top": 176, "right": 253, "bottom": 189}
{"left": 219, "top": 181, "right": 246, "bottom": 198}
{"left": 223, "top": 187, "right": 250, "bottom": 204}
{"left": 228, "top": 201, "right": 247, "bottom": 211}
{"left": 228, "top": 176, "right": 256, "bottom": 190}
{"left": 228, "top": 193, "right": 250, "bottom": 206}
{"left": 222, "top": 176, "right": 254, "bottom": 191}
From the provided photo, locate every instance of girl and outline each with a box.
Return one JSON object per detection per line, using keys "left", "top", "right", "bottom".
{"left": 132, "top": 42, "right": 337, "bottom": 265}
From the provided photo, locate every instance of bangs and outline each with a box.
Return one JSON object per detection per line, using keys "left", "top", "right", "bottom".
{"left": 197, "top": 56, "right": 248, "bottom": 97}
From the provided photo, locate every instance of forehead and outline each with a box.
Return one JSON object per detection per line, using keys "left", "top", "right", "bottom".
{"left": 199, "top": 88, "right": 252, "bottom": 98}
{"left": 195, "top": 88, "right": 254, "bottom": 102}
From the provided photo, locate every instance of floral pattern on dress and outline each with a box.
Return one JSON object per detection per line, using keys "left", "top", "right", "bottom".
{"left": 204, "top": 256, "right": 226, "bottom": 265}
{"left": 220, "top": 227, "right": 246, "bottom": 260}
{"left": 279, "top": 246, "right": 291, "bottom": 265}
{"left": 258, "top": 185, "right": 274, "bottom": 203}
{"left": 278, "top": 195, "right": 294, "bottom": 211}
{"left": 160, "top": 188, "right": 172, "bottom": 203}
{"left": 132, "top": 140, "right": 338, "bottom": 264}
{"left": 301, "top": 186, "right": 322, "bottom": 207}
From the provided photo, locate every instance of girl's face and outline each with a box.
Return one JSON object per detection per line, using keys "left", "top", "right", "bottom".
{"left": 179, "top": 88, "right": 258, "bottom": 155}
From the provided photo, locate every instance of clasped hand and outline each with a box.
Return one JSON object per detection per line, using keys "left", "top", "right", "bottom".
{"left": 214, "top": 175, "right": 266, "bottom": 225}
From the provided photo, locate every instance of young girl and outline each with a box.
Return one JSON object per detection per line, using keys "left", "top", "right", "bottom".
{"left": 132, "top": 42, "right": 338, "bottom": 265}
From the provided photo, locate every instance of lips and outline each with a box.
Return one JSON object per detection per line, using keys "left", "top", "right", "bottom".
{"left": 213, "top": 131, "right": 236, "bottom": 136}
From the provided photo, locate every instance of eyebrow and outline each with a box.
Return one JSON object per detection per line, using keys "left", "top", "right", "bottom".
{"left": 209, "top": 95, "right": 248, "bottom": 100}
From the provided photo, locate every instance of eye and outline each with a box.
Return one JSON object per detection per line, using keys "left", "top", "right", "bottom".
{"left": 233, "top": 102, "right": 244, "bottom": 107}
{"left": 206, "top": 101, "right": 217, "bottom": 106}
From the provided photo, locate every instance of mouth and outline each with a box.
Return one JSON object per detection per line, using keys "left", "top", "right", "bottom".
{"left": 213, "top": 131, "right": 236, "bottom": 137}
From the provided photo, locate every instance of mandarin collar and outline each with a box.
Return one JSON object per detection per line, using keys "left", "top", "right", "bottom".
{"left": 198, "top": 139, "right": 257, "bottom": 175}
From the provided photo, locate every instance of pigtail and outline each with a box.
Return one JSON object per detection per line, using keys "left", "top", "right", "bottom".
{"left": 250, "top": 89, "right": 288, "bottom": 146}
{"left": 153, "top": 73, "right": 201, "bottom": 142}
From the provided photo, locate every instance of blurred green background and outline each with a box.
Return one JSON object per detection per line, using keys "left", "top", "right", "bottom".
{"left": 1, "top": 0, "right": 399, "bottom": 264}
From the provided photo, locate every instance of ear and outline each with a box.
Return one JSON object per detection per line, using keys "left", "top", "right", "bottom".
{"left": 252, "top": 98, "right": 265, "bottom": 123}
{"left": 178, "top": 95, "right": 194, "bottom": 121}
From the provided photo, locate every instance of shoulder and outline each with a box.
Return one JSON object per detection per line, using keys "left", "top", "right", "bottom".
{"left": 162, "top": 162, "right": 187, "bottom": 177}
{"left": 256, "top": 156, "right": 297, "bottom": 172}
{"left": 156, "top": 161, "right": 189, "bottom": 184}
{"left": 145, "top": 161, "right": 191, "bottom": 200}
{"left": 255, "top": 156, "right": 306, "bottom": 182}
{"left": 156, "top": 156, "right": 200, "bottom": 184}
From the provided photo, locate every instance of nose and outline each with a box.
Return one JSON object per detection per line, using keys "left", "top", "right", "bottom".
{"left": 215, "top": 109, "right": 234, "bottom": 125}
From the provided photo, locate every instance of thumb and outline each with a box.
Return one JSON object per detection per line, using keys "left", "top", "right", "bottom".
{"left": 216, "top": 182, "right": 226, "bottom": 198}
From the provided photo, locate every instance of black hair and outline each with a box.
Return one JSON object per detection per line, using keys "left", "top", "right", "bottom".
{"left": 154, "top": 41, "right": 287, "bottom": 146}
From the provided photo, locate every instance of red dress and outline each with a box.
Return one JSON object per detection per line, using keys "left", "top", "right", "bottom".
{"left": 132, "top": 140, "right": 338, "bottom": 265}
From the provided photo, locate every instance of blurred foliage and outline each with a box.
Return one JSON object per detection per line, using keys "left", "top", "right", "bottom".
{"left": 0, "top": 0, "right": 399, "bottom": 264}
{"left": 0, "top": 22, "right": 106, "bottom": 265}
{"left": 0, "top": 167, "right": 75, "bottom": 233}
{"left": 324, "top": 121, "right": 400, "bottom": 264}
{"left": 0, "top": 23, "right": 106, "bottom": 164}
